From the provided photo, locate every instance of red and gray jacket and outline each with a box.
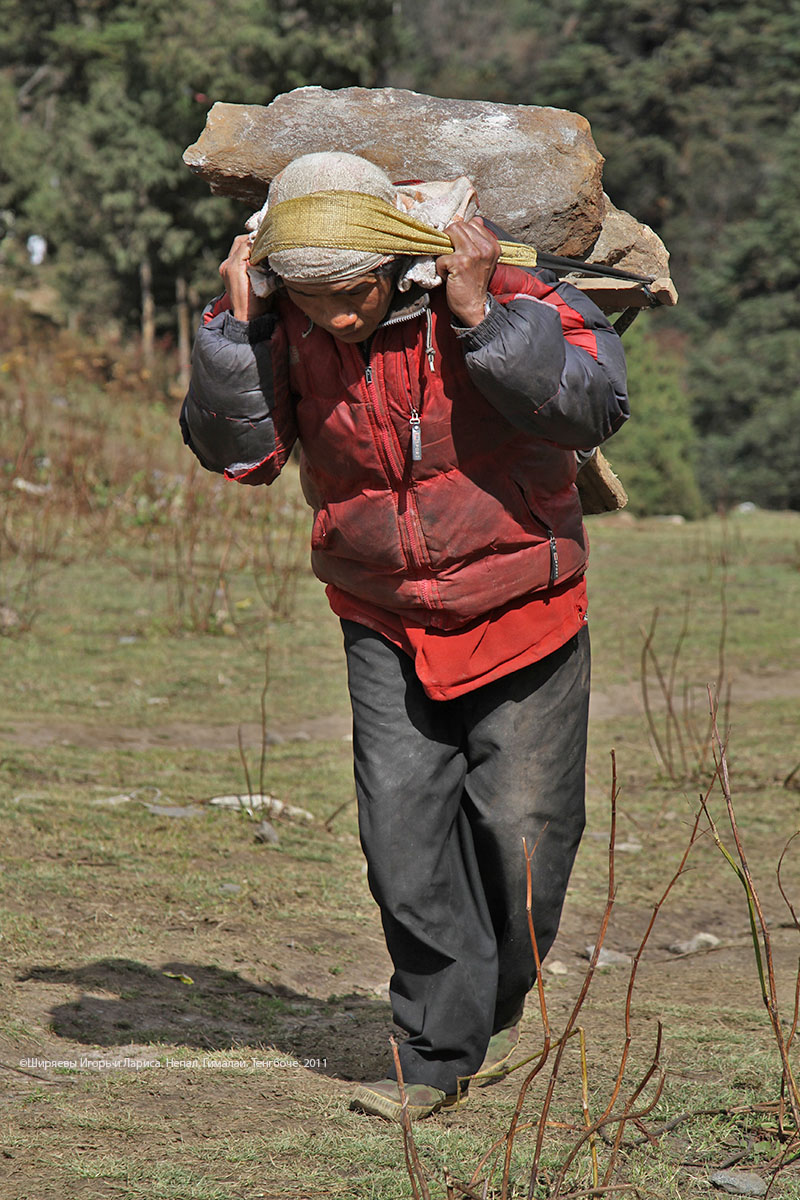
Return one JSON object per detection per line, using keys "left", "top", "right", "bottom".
{"left": 180, "top": 261, "right": 628, "bottom": 628}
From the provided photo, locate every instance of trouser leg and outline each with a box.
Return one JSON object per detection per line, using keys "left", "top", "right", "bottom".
{"left": 342, "top": 620, "right": 497, "bottom": 1095}
{"left": 462, "top": 625, "right": 590, "bottom": 1032}
{"left": 342, "top": 619, "right": 590, "bottom": 1094}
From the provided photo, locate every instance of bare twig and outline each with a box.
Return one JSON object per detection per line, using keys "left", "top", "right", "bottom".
{"left": 665, "top": 597, "right": 691, "bottom": 776}
{"left": 703, "top": 690, "right": 800, "bottom": 1134}
{"left": 391, "top": 1035, "right": 430, "bottom": 1200}
{"left": 494, "top": 826, "right": 553, "bottom": 1198}
{"left": 525, "top": 752, "right": 622, "bottom": 1197}
{"left": 323, "top": 795, "right": 355, "bottom": 832}
{"left": 552, "top": 1061, "right": 666, "bottom": 1196}
{"left": 237, "top": 727, "right": 255, "bottom": 804}
{"left": 257, "top": 640, "right": 271, "bottom": 799}
{"left": 640, "top": 610, "right": 671, "bottom": 777}
{"left": 443, "top": 1174, "right": 486, "bottom": 1200}
{"left": 640, "top": 578, "right": 729, "bottom": 783}
{"left": 579, "top": 1026, "right": 600, "bottom": 1189}
{"left": 776, "top": 834, "right": 800, "bottom": 1064}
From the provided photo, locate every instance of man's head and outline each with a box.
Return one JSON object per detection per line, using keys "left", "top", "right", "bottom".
{"left": 283, "top": 264, "right": 396, "bottom": 343}
{"left": 264, "top": 151, "right": 399, "bottom": 342}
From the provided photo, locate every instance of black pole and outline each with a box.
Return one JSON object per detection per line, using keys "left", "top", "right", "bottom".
{"left": 536, "top": 251, "right": 655, "bottom": 285}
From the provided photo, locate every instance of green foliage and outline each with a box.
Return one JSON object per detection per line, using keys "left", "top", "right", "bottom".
{"left": 0, "top": 0, "right": 398, "bottom": 331}
{"left": 604, "top": 319, "right": 703, "bottom": 519}
{"left": 689, "top": 110, "right": 800, "bottom": 509}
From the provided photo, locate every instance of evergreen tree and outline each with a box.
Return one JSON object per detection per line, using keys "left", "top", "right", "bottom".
{"left": 602, "top": 320, "right": 703, "bottom": 519}
{"left": 689, "top": 110, "right": 800, "bottom": 510}
{"left": 0, "top": 0, "right": 397, "bottom": 344}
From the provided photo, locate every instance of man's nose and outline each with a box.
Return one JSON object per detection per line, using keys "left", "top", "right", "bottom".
{"left": 325, "top": 301, "right": 357, "bottom": 329}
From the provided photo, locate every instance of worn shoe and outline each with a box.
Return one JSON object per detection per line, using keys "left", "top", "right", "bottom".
{"left": 349, "top": 1078, "right": 465, "bottom": 1121}
{"left": 472, "top": 1022, "right": 521, "bottom": 1087}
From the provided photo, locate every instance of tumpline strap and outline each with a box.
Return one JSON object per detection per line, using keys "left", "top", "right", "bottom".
{"left": 249, "top": 190, "right": 540, "bottom": 270}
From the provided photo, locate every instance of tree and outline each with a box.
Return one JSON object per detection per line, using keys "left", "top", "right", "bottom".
{"left": 689, "top": 110, "right": 800, "bottom": 510}
{"left": 0, "top": 0, "right": 398, "bottom": 349}
{"left": 603, "top": 319, "right": 703, "bottom": 519}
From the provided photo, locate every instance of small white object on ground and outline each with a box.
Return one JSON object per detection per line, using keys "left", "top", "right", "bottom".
{"left": 210, "top": 794, "right": 314, "bottom": 822}
{"left": 13, "top": 477, "right": 51, "bottom": 496}
{"left": 583, "top": 946, "right": 633, "bottom": 967}
{"left": 710, "top": 1169, "right": 767, "bottom": 1196}
{"left": 667, "top": 932, "right": 721, "bottom": 955}
{"left": 144, "top": 803, "right": 203, "bottom": 819}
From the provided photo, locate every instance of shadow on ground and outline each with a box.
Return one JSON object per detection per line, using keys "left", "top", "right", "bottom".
{"left": 18, "top": 958, "right": 394, "bottom": 1081}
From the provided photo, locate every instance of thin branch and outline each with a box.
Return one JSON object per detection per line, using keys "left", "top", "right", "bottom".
{"left": 776, "top": 833, "right": 800, "bottom": 1054}
{"left": 552, "top": 1068, "right": 666, "bottom": 1196}
{"left": 499, "top": 828, "right": 552, "bottom": 1199}
{"left": 391, "top": 1036, "right": 429, "bottom": 1200}
{"left": 579, "top": 1026, "right": 600, "bottom": 1189}
{"left": 237, "top": 727, "right": 255, "bottom": 804}
{"left": 257, "top": 639, "right": 271, "bottom": 799}
{"left": 665, "top": 595, "right": 690, "bottom": 776}
{"left": 640, "top": 610, "right": 671, "bottom": 777}
{"left": 323, "top": 795, "right": 355, "bottom": 832}
{"left": 707, "top": 691, "right": 800, "bottom": 1131}
{"left": 526, "top": 753, "right": 621, "bottom": 1198}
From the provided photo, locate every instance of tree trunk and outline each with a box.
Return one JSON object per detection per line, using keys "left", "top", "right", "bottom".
{"left": 140, "top": 255, "right": 155, "bottom": 367}
{"left": 176, "top": 272, "right": 191, "bottom": 391}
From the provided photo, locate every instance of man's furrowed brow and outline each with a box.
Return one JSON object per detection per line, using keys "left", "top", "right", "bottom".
{"left": 289, "top": 278, "right": 377, "bottom": 296}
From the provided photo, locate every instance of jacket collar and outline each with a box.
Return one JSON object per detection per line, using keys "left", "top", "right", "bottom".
{"left": 380, "top": 284, "right": 430, "bottom": 328}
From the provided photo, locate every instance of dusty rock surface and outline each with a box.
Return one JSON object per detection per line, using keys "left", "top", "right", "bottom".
{"left": 184, "top": 86, "right": 679, "bottom": 307}
{"left": 184, "top": 85, "right": 606, "bottom": 256}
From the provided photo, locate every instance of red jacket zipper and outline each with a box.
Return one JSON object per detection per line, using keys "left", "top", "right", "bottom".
{"left": 362, "top": 358, "right": 437, "bottom": 610}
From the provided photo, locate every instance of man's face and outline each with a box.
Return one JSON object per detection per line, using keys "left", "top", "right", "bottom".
{"left": 284, "top": 273, "right": 394, "bottom": 343}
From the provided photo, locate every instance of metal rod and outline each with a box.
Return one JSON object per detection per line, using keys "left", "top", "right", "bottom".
{"left": 537, "top": 252, "right": 655, "bottom": 284}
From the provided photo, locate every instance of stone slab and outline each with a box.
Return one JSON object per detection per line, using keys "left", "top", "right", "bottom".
{"left": 184, "top": 86, "right": 606, "bottom": 256}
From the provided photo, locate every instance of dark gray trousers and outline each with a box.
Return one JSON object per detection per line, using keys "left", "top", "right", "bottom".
{"left": 342, "top": 620, "right": 590, "bottom": 1095}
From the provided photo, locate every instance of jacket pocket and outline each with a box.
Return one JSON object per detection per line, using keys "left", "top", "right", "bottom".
{"left": 512, "top": 481, "right": 559, "bottom": 585}
{"left": 311, "top": 508, "right": 330, "bottom": 550}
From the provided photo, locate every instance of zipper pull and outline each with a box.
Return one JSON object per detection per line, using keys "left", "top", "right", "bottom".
{"left": 409, "top": 409, "right": 422, "bottom": 462}
{"left": 548, "top": 530, "right": 559, "bottom": 583}
{"left": 365, "top": 365, "right": 373, "bottom": 385}
{"left": 425, "top": 308, "right": 435, "bottom": 370}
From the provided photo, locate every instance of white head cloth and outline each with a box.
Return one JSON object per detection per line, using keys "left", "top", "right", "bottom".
{"left": 245, "top": 150, "right": 478, "bottom": 297}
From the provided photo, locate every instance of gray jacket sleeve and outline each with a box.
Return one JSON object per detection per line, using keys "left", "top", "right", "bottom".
{"left": 457, "top": 271, "right": 629, "bottom": 450}
{"left": 180, "top": 302, "right": 296, "bottom": 484}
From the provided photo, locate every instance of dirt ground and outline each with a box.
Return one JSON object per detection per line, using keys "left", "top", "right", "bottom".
{"left": 3, "top": 666, "right": 800, "bottom": 750}
{"left": 2, "top": 674, "right": 799, "bottom": 1199}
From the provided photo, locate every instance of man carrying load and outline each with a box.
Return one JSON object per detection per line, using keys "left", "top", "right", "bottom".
{"left": 181, "top": 150, "right": 629, "bottom": 1120}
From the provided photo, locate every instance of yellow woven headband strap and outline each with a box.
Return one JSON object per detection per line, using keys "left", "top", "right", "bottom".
{"left": 249, "top": 190, "right": 538, "bottom": 270}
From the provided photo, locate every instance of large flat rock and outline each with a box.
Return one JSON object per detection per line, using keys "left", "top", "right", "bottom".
{"left": 569, "top": 194, "right": 677, "bottom": 310}
{"left": 184, "top": 86, "right": 606, "bottom": 257}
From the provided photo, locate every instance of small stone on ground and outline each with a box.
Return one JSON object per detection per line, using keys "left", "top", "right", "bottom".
{"left": 583, "top": 945, "right": 632, "bottom": 966}
{"left": 254, "top": 819, "right": 280, "bottom": 844}
{"left": 710, "top": 1169, "right": 767, "bottom": 1196}
{"left": 668, "top": 932, "right": 721, "bottom": 955}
